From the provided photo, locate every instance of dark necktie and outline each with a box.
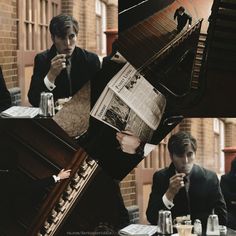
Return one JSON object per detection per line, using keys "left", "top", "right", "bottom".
{"left": 66, "top": 58, "right": 72, "bottom": 95}
{"left": 184, "top": 175, "right": 191, "bottom": 215}
{"left": 184, "top": 175, "right": 190, "bottom": 193}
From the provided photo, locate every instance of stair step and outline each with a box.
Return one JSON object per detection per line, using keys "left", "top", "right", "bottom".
{"left": 193, "top": 70, "right": 200, "bottom": 77}
{"left": 194, "top": 62, "right": 202, "bottom": 67}
{"left": 215, "top": 25, "right": 236, "bottom": 34}
{"left": 217, "top": 9, "right": 236, "bottom": 21}
{"left": 195, "top": 55, "right": 203, "bottom": 60}
{"left": 214, "top": 30, "right": 236, "bottom": 39}
{"left": 216, "top": 17, "right": 236, "bottom": 25}
{"left": 219, "top": 2, "right": 236, "bottom": 10}
{"left": 212, "top": 39, "right": 236, "bottom": 52}
{"left": 220, "top": 0, "right": 236, "bottom": 4}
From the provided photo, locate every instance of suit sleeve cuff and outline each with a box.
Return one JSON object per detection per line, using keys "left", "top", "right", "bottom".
{"left": 53, "top": 175, "right": 60, "bottom": 183}
{"left": 144, "top": 143, "right": 156, "bottom": 157}
{"left": 163, "top": 194, "right": 174, "bottom": 209}
{"left": 44, "top": 76, "right": 56, "bottom": 91}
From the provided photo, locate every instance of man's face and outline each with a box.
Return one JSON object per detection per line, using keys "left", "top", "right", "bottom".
{"left": 52, "top": 26, "right": 77, "bottom": 57}
{"left": 178, "top": 9, "right": 184, "bottom": 15}
{"left": 170, "top": 143, "right": 195, "bottom": 174}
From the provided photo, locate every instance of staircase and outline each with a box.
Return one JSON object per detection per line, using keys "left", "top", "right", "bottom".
{"left": 181, "top": 0, "right": 236, "bottom": 116}
{"left": 191, "top": 33, "right": 207, "bottom": 89}
{"left": 207, "top": 0, "right": 236, "bottom": 72}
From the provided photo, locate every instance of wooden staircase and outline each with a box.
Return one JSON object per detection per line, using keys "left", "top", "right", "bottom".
{"left": 207, "top": 0, "right": 236, "bottom": 72}
{"left": 191, "top": 33, "right": 207, "bottom": 89}
{"left": 181, "top": 0, "right": 236, "bottom": 116}
{"left": 0, "top": 119, "right": 125, "bottom": 236}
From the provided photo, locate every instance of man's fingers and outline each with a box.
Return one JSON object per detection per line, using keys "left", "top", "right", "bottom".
{"left": 52, "top": 54, "right": 66, "bottom": 61}
{"left": 116, "top": 132, "right": 126, "bottom": 142}
{"left": 121, "top": 130, "right": 133, "bottom": 135}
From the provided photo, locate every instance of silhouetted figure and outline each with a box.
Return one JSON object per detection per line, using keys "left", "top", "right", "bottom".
{"left": 0, "top": 66, "right": 11, "bottom": 112}
{"left": 220, "top": 158, "right": 236, "bottom": 230}
{"left": 174, "top": 6, "right": 192, "bottom": 33}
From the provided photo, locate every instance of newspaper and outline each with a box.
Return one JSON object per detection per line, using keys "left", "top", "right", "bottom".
{"left": 0, "top": 106, "right": 39, "bottom": 118}
{"left": 118, "top": 224, "right": 157, "bottom": 236}
{"left": 91, "top": 62, "right": 166, "bottom": 142}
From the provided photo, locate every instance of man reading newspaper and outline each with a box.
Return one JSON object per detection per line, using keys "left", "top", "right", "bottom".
{"left": 79, "top": 52, "right": 180, "bottom": 180}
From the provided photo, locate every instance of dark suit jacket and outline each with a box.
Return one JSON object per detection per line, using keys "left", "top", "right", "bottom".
{"left": 28, "top": 45, "right": 100, "bottom": 107}
{"left": 220, "top": 173, "right": 236, "bottom": 215}
{"left": 77, "top": 59, "right": 146, "bottom": 181}
{"left": 146, "top": 163, "right": 227, "bottom": 229}
{"left": 220, "top": 173, "right": 236, "bottom": 229}
{"left": 80, "top": 58, "right": 181, "bottom": 181}
{"left": 174, "top": 11, "right": 192, "bottom": 32}
{"left": 0, "top": 66, "right": 11, "bottom": 112}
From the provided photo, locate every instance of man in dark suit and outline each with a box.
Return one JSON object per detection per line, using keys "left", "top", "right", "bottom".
{"left": 146, "top": 131, "right": 227, "bottom": 230}
{"left": 220, "top": 158, "right": 236, "bottom": 229}
{"left": 28, "top": 14, "right": 100, "bottom": 107}
{"left": 0, "top": 66, "right": 11, "bottom": 112}
{"left": 174, "top": 6, "right": 192, "bottom": 33}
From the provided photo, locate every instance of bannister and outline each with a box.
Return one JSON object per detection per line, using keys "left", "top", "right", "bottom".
{"left": 28, "top": 151, "right": 98, "bottom": 236}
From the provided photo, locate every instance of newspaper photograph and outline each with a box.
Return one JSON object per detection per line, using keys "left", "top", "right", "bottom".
{"left": 91, "top": 88, "right": 153, "bottom": 141}
{"left": 91, "top": 60, "right": 166, "bottom": 142}
{"left": 108, "top": 62, "right": 166, "bottom": 130}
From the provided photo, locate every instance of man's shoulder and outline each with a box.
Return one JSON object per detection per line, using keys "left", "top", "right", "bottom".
{"left": 74, "top": 47, "right": 99, "bottom": 61}
{"left": 194, "top": 164, "right": 218, "bottom": 179}
{"left": 220, "top": 173, "right": 230, "bottom": 181}
{"left": 153, "top": 167, "right": 169, "bottom": 179}
{"left": 184, "top": 12, "right": 192, "bottom": 19}
{"left": 35, "top": 48, "right": 52, "bottom": 61}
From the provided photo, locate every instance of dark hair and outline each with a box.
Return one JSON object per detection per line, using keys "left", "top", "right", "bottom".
{"left": 49, "top": 14, "right": 79, "bottom": 38}
{"left": 178, "top": 6, "right": 185, "bottom": 13}
{"left": 168, "top": 131, "right": 197, "bottom": 156}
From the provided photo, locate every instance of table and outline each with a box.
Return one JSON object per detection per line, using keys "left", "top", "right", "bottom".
{"left": 152, "top": 227, "right": 236, "bottom": 236}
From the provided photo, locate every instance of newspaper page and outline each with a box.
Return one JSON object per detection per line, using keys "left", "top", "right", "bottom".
{"left": 118, "top": 224, "right": 157, "bottom": 236}
{"left": 108, "top": 62, "right": 166, "bottom": 130}
{"left": 0, "top": 106, "right": 39, "bottom": 118}
{"left": 91, "top": 62, "right": 166, "bottom": 142}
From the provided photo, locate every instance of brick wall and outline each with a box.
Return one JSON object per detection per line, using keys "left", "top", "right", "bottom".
{"left": 225, "top": 120, "right": 236, "bottom": 147}
{"left": 61, "top": 0, "right": 74, "bottom": 13}
{"left": 0, "top": 0, "right": 18, "bottom": 89}
{"left": 120, "top": 169, "right": 136, "bottom": 207}
{"left": 84, "top": 0, "right": 97, "bottom": 52}
{"left": 107, "top": 2, "right": 118, "bottom": 29}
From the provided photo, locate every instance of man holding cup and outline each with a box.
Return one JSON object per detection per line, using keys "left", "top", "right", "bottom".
{"left": 28, "top": 14, "right": 100, "bottom": 107}
{"left": 146, "top": 131, "right": 227, "bottom": 231}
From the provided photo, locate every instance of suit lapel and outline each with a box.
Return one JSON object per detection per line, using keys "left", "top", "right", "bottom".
{"left": 70, "top": 47, "right": 88, "bottom": 93}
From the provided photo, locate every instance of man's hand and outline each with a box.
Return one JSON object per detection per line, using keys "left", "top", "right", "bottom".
{"left": 165, "top": 173, "right": 185, "bottom": 202}
{"left": 57, "top": 168, "right": 71, "bottom": 180}
{"left": 116, "top": 130, "right": 141, "bottom": 154}
{"left": 47, "top": 54, "right": 67, "bottom": 83}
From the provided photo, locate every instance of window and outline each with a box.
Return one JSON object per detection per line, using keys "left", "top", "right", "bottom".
{"left": 24, "top": 0, "right": 35, "bottom": 50}
{"left": 213, "top": 118, "right": 225, "bottom": 172}
{"left": 17, "top": 0, "right": 60, "bottom": 105}
{"left": 96, "top": 0, "right": 107, "bottom": 55}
